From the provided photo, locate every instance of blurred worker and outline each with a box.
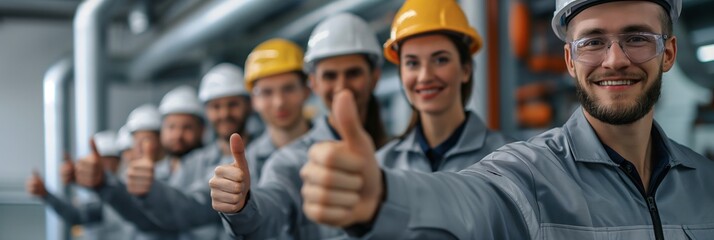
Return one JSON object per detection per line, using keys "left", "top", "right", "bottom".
{"left": 74, "top": 104, "right": 161, "bottom": 193}
{"left": 124, "top": 104, "right": 165, "bottom": 161}
{"left": 115, "top": 125, "right": 134, "bottom": 172}
{"left": 376, "top": 0, "right": 515, "bottom": 173}
{"left": 27, "top": 131, "right": 136, "bottom": 240}
{"left": 210, "top": 13, "right": 387, "bottom": 239}
{"left": 300, "top": 0, "right": 714, "bottom": 239}
{"left": 242, "top": 38, "right": 312, "bottom": 184}
{"left": 158, "top": 85, "right": 205, "bottom": 159}
{"left": 74, "top": 105, "right": 164, "bottom": 236}
{"left": 199, "top": 63, "right": 255, "bottom": 165}
{"left": 103, "top": 65, "right": 258, "bottom": 239}
{"left": 76, "top": 90, "right": 229, "bottom": 239}
{"left": 150, "top": 85, "right": 206, "bottom": 186}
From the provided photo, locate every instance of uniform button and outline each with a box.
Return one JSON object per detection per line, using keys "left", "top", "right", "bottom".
{"left": 625, "top": 165, "right": 633, "bottom": 172}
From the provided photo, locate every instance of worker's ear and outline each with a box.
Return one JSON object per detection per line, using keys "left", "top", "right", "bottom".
{"left": 564, "top": 44, "right": 576, "bottom": 78}
{"left": 661, "top": 36, "right": 677, "bottom": 72}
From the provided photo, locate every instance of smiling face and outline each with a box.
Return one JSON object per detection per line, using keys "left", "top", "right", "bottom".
{"left": 399, "top": 34, "right": 471, "bottom": 117}
{"left": 564, "top": 1, "right": 676, "bottom": 125}
{"left": 204, "top": 95, "right": 251, "bottom": 141}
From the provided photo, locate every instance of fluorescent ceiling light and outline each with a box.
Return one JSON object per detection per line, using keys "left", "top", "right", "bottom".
{"left": 697, "top": 44, "right": 714, "bottom": 63}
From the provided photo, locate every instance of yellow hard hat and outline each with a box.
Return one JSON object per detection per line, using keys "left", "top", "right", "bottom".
{"left": 383, "top": 0, "right": 483, "bottom": 64}
{"left": 244, "top": 38, "right": 304, "bottom": 91}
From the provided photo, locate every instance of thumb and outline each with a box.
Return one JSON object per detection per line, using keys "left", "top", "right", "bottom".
{"left": 140, "top": 139, "right": 158, "bottom": 162}
{"left": 229, "top": 134, "right": 251, "bottom": 181}
{"left": 32, "top": 168, "right": 42, "bottom": 180}
{"left": 333, "top": 91, "right": 372, "bottom": 149}
{"left": 63, "top": 152, "right": 72, "bottom": 163}
{"left": 89, "top": 138, "right": 101, "bottom": 159}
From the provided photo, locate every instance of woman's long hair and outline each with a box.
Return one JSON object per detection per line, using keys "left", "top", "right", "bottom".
{"left": 365, "top": 93, "right": 388, "bottom": 148}
{"left": 363, "top": 55, "right": 389, "bottom": 148}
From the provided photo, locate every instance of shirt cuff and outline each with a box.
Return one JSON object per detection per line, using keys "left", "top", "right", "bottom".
{"left": 95, "top": 171, "right": 120, "bottom": 200}
{"left": 220, "top": 191, "right": 259, "bottom": 234}
{"left": 348, "top": 169, "right": 411, "bottom": 239}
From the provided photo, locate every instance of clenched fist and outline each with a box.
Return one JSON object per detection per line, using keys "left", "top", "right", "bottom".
{"left": 126, "top": 140, "right": 159, "bottom": 196}
{"left": 26, "top": 170, "right": 48, "bottom": 197}
{"left": 209, "top": 133, "right": 251, "bottom": 213}
{"left": 300, "top": 91, "right": 384, "bottom": 227}
{"left": 75, "top": 139, "right": 105, "bottom": 188}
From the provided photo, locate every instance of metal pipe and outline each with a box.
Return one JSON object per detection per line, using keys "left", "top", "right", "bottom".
{"left": 486, "top": 0, "right": 501, "bottom": 130}
{"left": 461, "top": 0, "right": 489, "bottom": 120}
{"left": 69, "top": 1, "right": 119, "bottom": 240}
{"left": 0, "top": 0, "right": 79, "bottom": 20}
{"left": 73, "top": 0, "right": 119, "bottom": 157}
{"left": 498, "top": 0, "right": 518, "bottom": 136}
{"left": 268, "top": 0, "right": 400, "bottom": 41}
{"left": 129, "top": 0, "right": 299, "bottom": 81}
{"left": 43, "top": 57, "right": 73, "bottom": 240}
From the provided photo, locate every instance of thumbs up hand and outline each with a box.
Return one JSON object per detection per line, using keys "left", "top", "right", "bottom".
{"left": 126, "top": 139, "right": 158, "bottom": 196}
{"left": 75, "top": 139, "right": 105, "bottom": 188}
{"left": 60, "top": 153, "right": 75, "bottom": 185}
{"left": 300, "top": 91, "right": 384, "bottom": 227}
{"left": 26, "top": 169, "right": 48, "bottom": 197}
{"left": 209, "top": 133, "right": 251, "bottom": 213}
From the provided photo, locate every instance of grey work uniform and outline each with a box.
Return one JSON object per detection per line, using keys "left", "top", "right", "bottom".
{"left": 43, "top": 190, "right": 135, "bottom": 240}
{"left": 377, "top": 111, "right": 515, "bottom": 172}
{"left": 95, "top": 146, "right": 227, "bottom": 240}
{"left": 362, "top": 108, "right": 714, "bottom": 239}
{"left": 244, "top": 130, "right": 276, "bottom": 187}
{"left": 221, "top": 117, "right": 347, "bottom": 239}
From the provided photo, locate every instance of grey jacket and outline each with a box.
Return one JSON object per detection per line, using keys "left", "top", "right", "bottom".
{"left": 221, "top": 117, "right": 345, "bottom": 239}
{"left": 366, "top": 108, "right": 714, "bottom": 239}
{"left": 96, "top": 145, "right": 228, "bottom": 240}
{"left": 377, "top": 111, "right": 514, "bottom": 172}
{"left": 43, "top": 190, "right": 135, "bottom": 240}
{"left": 244, "top": 130, "right": 276, "bottom": 187}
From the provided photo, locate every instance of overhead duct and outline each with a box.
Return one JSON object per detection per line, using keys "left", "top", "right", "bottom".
{"left": 0, "top": 0, "right": 79, "bottom": 20}
{"left": 182, "top": 0, "right": 400, "bottom": 72}
{"left": 129, "top": 0, "right": 300, "bottom": 81}
{"left": 266, "top": 0, "right": 402, "bottom": 41}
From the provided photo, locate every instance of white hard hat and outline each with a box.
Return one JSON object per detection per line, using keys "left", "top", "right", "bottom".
{"left": 198, "top": 63, "right": 249, "bottom": 103}
{"left": 94, "top": 131, "right": 120, "bottom": 157}
{"left": 552, "top": 0, "right": 681, "bottom": 41}
{"left": 304, "top": 13, "right": 383, "bottom": 72}
{"left": 116, "top": 125, "right": 133, "bottom": 151}
{"left": 126, "top": 104, "right": 162, "bottom": 133}
{"left": 159, "top": 85, "right": 204, "bottom": 118}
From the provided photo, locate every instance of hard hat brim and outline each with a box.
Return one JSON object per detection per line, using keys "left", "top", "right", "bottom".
{"left": 383, "top": 26, "right": 482, "bottom": 65}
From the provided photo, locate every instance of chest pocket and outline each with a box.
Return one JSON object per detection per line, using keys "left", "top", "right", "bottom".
{"left": 539, "top": 224, "right": 702, "bottom": 240}
{"left": 684, "top": 223, "right": 714, "bottom": 240}
{"left": 540, "top": 223, "right": 606, "bottom": 240}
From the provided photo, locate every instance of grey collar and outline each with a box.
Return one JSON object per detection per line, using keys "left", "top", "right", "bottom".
{"left": 394, "top": 111, "right": 488, "bottom": 158}
{"left": 565, "top": 107, "right": 695, "bottom": 169}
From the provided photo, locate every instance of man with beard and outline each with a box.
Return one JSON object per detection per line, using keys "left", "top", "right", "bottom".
{"left": 210, "top": 13, "right": 388, "bottom": 239}
{"left": 158, "top": 85, "right": 205, "bottom": 161}
{"left": 299, "top": 0, "right": 714, "bottom": 239}
{"left": 199, "top": 63, "right": 255, "bottom": 166}
{"left": 75, "top": 90, "right": 227, "bottom": 239}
